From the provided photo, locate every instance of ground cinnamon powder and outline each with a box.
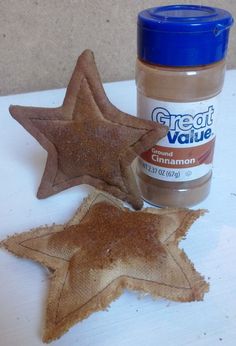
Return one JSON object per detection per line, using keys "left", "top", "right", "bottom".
{"left": 48, "top": 202, "right": 164, "bottom": 270}
{"left": 136, "top": 5, "right": 233, "bottom": 207}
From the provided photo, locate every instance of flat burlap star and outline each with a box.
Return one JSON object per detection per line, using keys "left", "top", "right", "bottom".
{"left": 9, "top": 50, "right": 167, "bottom": 209}
{"left": 1, "top": 190, "right": 209, "bottom": 343}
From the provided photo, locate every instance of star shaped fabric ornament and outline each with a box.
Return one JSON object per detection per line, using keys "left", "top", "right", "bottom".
{"left": 9, "top": 50, "right": 168, "bottom": 209}
{"left": 1, "top": 190, "right": 209, "bottom": 343}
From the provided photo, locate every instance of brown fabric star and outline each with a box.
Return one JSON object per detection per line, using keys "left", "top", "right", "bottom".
{"left": 1, "top": 190, "right": 209, "bottom": 343}
{"left": 9, "top": 50, "right": 168, "bottom": 209}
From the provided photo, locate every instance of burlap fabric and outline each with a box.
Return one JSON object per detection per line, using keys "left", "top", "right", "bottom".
{"left": 1, "top": 190, "right": 208, "bottom": 342}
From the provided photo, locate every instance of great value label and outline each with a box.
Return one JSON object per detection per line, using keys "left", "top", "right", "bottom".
{"left": 138, "top": 94, "right": 219, "bottom": 182}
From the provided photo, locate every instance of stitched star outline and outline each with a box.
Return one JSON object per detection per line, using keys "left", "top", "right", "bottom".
{"left": 1, "top": 190, "right": 209, "bottom": 342}
{"left": 9, "top": 50, "right": 167, "bottom": 209}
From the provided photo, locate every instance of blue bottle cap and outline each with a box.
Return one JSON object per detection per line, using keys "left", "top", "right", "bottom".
{"left": 138, "top": 5, "right": 234, "bottom": 66}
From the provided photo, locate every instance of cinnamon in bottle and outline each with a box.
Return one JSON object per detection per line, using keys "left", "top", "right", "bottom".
{"left": 136, "top": 5, "right": 233, "bottom": 207}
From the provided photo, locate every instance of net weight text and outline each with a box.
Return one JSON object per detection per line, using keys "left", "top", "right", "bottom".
{"left": 143, "top": 162, "right": 180, "bottom": 179}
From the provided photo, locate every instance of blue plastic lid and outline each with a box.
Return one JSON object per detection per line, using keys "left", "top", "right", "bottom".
{"left": 138, "top": 5, "right": 234, "bottom": 66}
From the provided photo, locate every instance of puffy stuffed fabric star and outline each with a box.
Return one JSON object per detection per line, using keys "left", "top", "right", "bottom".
{"left": 1, "top": 190, "right": 209, "bottom": 343}
{"left": 9, "top": 50, "right": 167, "bottom": 209}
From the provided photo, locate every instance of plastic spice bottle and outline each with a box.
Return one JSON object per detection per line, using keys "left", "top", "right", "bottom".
{"left": 136, "top": 5, "right": 233, "bottom": 207}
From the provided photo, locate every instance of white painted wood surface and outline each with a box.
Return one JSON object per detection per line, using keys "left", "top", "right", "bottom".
{"left": 0, "top": 74, "right": 236, "bottom": 346}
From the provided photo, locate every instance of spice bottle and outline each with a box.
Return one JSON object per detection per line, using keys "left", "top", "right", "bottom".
{"left": 136, "top": 5, "right": 233, "bottom": 207}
